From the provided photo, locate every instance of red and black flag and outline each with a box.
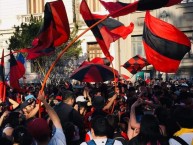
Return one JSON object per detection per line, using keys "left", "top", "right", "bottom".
{"left": 90, "top": 57, "right": 112, "bottom": 66}
{"left": 122, "top": 55, "right": 149, "bottom": 74}
{"left": 143, "top": 11, "right": 191, "bottom": 73}
{"left": 0, "top": 50, "right": 6, "bottom": 102}
{"left": 10, "top": 51, "right": 24, "bottom": 91}
{"left": 20, "top": 0, "right": 70, "bottom": 60}
{"left": 80, "top": 0, "right": 134, "bottom": 61}
{"left": 99, "top": 0, "right": 182, "bottom": 18}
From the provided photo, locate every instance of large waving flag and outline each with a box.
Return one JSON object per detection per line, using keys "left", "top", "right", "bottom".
{"left": 80, "top": 0, "right": 134, "bottom": 61}
{"left": 99, "top": 0, "right": 182, "bottom": 18}
{"left": 20, "top": 0, "right": 70, "bottom": 60}
{"left": 122, "top": 55, "right": 149, "bottom": 74}
{"left": 0, "top": 50, "right": 6, "bottom": 102}
{"left": 143, "top": 11, "right": 191, "bottom": 73}
{"left": 10, "top": 51, "right": 24, "bottom": 90}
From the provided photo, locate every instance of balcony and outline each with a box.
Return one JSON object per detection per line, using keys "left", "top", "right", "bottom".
{"left": 17, "top": 13, "right": 44, "bottom": 24}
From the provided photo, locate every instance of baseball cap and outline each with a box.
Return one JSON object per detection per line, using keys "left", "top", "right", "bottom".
{"left": 76, "top": 96, "right": 87, "bottom": 103}
{"left": 181, "top": 83, "right": 189, "bottom": 87}
{"left": 25, "top": 94, "right": 36, "bottom": 101}
{"left": 55, "top": 96, "right": 62, "bottom": 101}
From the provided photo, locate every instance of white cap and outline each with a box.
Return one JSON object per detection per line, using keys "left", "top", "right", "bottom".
{"left": 76, "top": 96, "right": 87, "bottom": 102}
{"left": 181, "top": 83, "right": 189, "bottom": 87}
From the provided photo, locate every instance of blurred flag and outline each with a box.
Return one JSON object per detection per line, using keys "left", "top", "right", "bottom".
{"left": 80, "top": 0, "right": 134, "bottom": 62}
{"left": 0, "top": 50, "right": 6, "bottom": 102}
{"left": 10, "top": 51, "right": 24, "bottom": 90}
{"left": 16, "top": 53, "right": 25, "bottom": 77}
{"left": 99, "top": 0, "right": 182, "bottom": 18}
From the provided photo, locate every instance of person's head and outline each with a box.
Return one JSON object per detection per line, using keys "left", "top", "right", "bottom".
{"left": 173, "top": 106, "right": 193, "bottom": 129}
{"left": 13, "top": 126, "right": 33, "bottom": 145}
{"left": 139, "top": 114, "right": 162, "bottom": 141}
{"left": 180, "top": 83, "right": 189, "bottom": 92}
{"left": 92, "top": 96, "right": 105, "bottom": 110}
{"left": 127, "top": 87, "right": 136, "bottom": 97}
{"left": 27, "top": 118, "right": 51, "bottom": 144}
{"left": 106, "top": 114, "right": 119, "bottom": 138}
{"left": 53, "top": 95, "right": 62, "bottom": 105}
{"left": 154, "top": 107, "right": 169, "bottom": 125}
{"left": 21, "top": 94, "right": 36, "bottom": 114}
{"left": 91, "top": 116, "right": 109, "bottom": 137}
{"left": 92, "top": 88, "right": 102, "bottom": 97}
{"left": 61, "top": 90, "right": 75, "bottom": 106}
{"left": 76, "top": 96, "right": 88, "bottom": 115}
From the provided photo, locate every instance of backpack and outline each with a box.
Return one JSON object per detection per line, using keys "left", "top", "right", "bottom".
{"left": 86, "top": 139, "right": 115, "bottom": 145}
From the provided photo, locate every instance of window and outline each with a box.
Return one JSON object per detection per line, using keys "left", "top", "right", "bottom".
{"left": 86, "top": 0, "right": 101, "bottom": 12}
{"left": 131, "top": 36, "right": 145, "bottom": 57}
{"left": 87, "top": 42, "right": 102, "bottom": 61}
{"left": 27, "top": 0, "right": 44, "bottom": 14}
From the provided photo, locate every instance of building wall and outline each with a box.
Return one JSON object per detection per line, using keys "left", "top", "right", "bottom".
{"left": 0, "top": 0, "right": 193, "bottom": 82}
{"left": 120, "top": 3, "right": 193, "bottom": 79}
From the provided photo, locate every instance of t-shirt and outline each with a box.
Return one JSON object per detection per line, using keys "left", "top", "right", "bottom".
{"left": 169, "top": 133, "right": 193, "bottom": 145}
{"left": 48, "top": 128, "right": 66, "bottom": 145}
{"left": 80, "top": 138, "right": 123, "bottom": 145}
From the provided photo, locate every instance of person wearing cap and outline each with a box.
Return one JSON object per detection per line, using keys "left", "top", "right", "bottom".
{"left": 180, "top": 83, "right": 189, "bottom": 93}
{"left": 27, "top": 91, "right": 67, "bottom": 145}
{"left": 74, "top": 95, "right": 88, "bottom": 116}
{"left": 19, "top": 94, "right": 40, "bottom": 120}
{"left": 53, "top": 95, "right": 62, "bottom": 106}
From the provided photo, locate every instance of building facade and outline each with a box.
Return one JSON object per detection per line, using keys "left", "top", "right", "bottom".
{"left": 0, "top": 0, "right": 193, "bottom": 82}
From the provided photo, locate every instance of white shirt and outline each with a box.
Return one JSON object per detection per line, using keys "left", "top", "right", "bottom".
{"left": 169, "top": 133, "right": 193, "bottom": 145}
{"left": 80, "top": 138, "right": 123, "bottom": 145}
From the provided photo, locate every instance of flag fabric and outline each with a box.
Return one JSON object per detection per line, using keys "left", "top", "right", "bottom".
{"left": 80, "top": 0, "right": 134, "bottom": 61}
{"left": 10, "top": 51, "right": 24, "bottom": 90}
{"left": 99, "top": 0, "right": 182, "bottom": 18}
{"left": 90, "top": 57, "right": 111, "bottom": 66}
{"left": 20, "top": 0, "right": 70, "bottom": 60}
{"left": 0, "top": 50, "right": 6, "bottom": 102}
{"left": 143, "top": 11, "right": 191, "bottom": 73}
{"left": 16, "top": 53, "right": 25, "bottom": 77}
{"left": 122, "top": 55, "right": 149, "bottom": 74}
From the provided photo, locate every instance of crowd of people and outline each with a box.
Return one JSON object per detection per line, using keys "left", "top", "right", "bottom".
{"left": 0, "top": 77, "right": 192, "bottom": 145}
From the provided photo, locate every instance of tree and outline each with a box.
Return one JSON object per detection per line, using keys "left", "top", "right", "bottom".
{"left": 7, "top": 15, "right": 83, "bottom": 83}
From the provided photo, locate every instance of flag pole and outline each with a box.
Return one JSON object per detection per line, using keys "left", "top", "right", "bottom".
{"left": 0, "top": 50, "right": 19, "bottom": 59}
{"left": 38, "top": 15, "right": 109, "bottom": 118}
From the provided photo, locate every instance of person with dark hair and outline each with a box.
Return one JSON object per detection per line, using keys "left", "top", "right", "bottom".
{"left": 27, "top": 91, "right": 67, "bottom": 145}
{"left": 54, "top": 90, "right": 85, "bottom": 142}
{"left": 169, "top": 106, "right": 193, "bottom": 145}
{"left": 128, "top": 114, "right": 169, "bottom": 145}
{"left": 81, "top": 116, "right": 123, "bottom": 145}
{"left": 12, "top": 125, "right": 33, "bottom": 145}
{"left": 106, "top": 114, "right": 129, "bottom": 145}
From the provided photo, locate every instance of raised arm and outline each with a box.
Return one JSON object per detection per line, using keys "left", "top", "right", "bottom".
{"left": 38, "top": 91, "right": 62, "bottom": 129}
